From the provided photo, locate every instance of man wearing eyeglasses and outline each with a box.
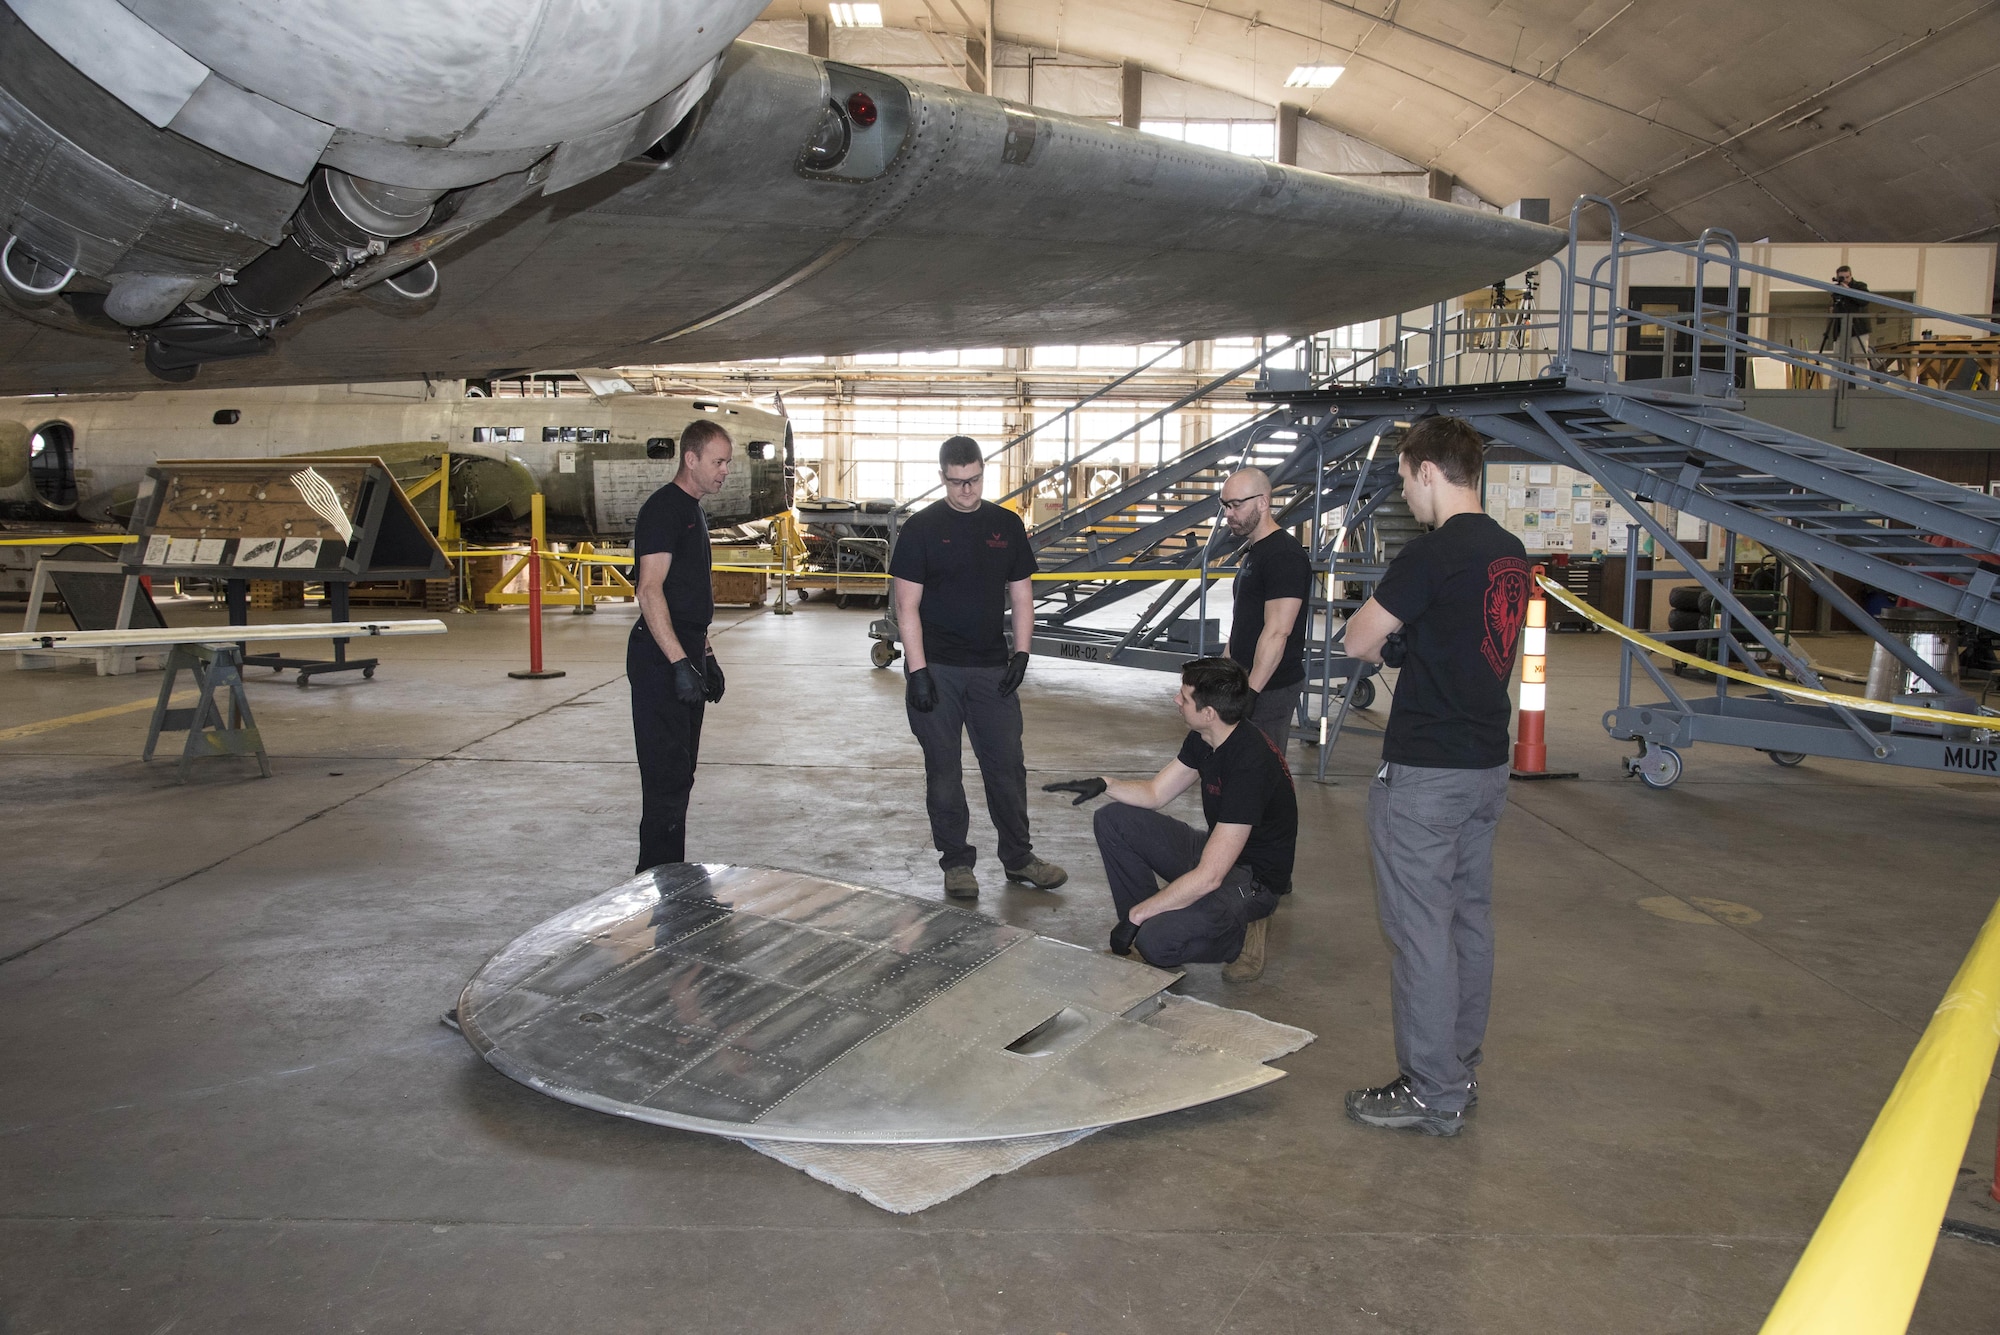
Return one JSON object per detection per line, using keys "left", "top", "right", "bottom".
{"left": 1219, "top": 468, "right": 1312, "bottom": 767}
{"left": 889, "top": 435, "right": 1068, "bottom": 900}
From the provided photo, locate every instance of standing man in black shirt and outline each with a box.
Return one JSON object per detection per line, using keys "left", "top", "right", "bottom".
{"left": 890, "top": 435, "right": 1067, "bottom": 900}
{"left": 1220, "top": 467, "right": 1313, "bottom": 766}
{"left": 1341, "top": 415, "right": 1529, "bottom": 1137}
{"left": 1043, "top": 657, "right": 1295, "bottom": 975}
{"left": 628, "top": 419, "right": 732, "bottom": 872}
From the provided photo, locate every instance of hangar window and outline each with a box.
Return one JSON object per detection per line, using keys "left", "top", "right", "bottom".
{"left": 28, "top": 422, "right": 76, "bottom": 509}
{"left": 856, "top": 348, "right": 1006, "bottom": 368}
{"left": 1031, "top": 343, "right": 1182, "bottom": 370}
{"left": 472, "top": 426, "right": 526, "bottom": 443}
{"left": 1140, "top": 120, "right": 1277, "bottom": 161}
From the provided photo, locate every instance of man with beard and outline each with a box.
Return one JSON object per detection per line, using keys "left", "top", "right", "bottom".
{"left": 1218, "top": 467, "right": 1312, "bottom": 767}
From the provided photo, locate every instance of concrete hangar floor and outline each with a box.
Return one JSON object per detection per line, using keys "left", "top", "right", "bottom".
{"left": 0, "top": 597, "right": 1995, "bottom": 1333}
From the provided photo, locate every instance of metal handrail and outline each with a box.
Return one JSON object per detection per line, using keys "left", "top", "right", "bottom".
{"left": 1561, "top": 194, "right": 2000, "bottom": 399}
{"left": 897, "top": 338, "right": 1194, "bottom": 512}
{"left": 996, "top": 337, "right": 1307, "bottom": 514}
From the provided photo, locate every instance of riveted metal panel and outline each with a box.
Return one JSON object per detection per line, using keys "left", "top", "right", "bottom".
{"left": 460, "top": 865, "right": 1292, "bottom": 1144}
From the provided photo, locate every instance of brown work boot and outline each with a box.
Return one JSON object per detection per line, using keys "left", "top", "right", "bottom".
{"left": 1222, "top": 916, "right": 1269, "bottom": 983}
{"left": 943, "top": 866, "right": 979, "bottom": 899}
{"left": 1003, "top": 856, "right": 1068, "bottom": 890}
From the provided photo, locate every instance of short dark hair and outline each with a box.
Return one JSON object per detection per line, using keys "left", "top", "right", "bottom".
{"left": 681, "top": 419, "right": 732, "bottom": 460}
{"left": 940, "top": 435, "right": 981, "bottom": 470}
{"left": 1398, "top": 416, "right": 1485, "bottom": 489}
{"left": 1181, "top": 656, "right": 1254, "bottom": 725}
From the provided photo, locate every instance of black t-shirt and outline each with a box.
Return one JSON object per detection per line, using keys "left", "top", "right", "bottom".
{"left": 1373, "top": 512, "right": 1530, "bottom": 769}
{"left": 888, "top": 500, "right": 1036, "bottom": 667}
{"left": 1228, "top": 529, "right": 1313, "bottom": 690}
{"left": 631, "top": 481, "right": 712, "bottom": 654}
{"left": 1176, "top": 723, "right": 1297, "bottom": 893}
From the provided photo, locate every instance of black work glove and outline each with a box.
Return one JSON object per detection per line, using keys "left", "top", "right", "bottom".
{"left": 1381, "top": 631, "right": 1408, "bottom": 668}
{"left": 1108, "top": 920, "right": 1139, "bottom": 957}
{"left": 999, "top": 650, "right": 1030, "bottom": 696}
{"left": 906, "top": 666, "right": 937, "bottom": 713}
{"left": 703, "top": 652, "right": 725, "bottom": 704}
{"left": 671, "top": 656, "right": 706, "bottom": 705}
{"left": 1042, "top": 777, "right": 1108, "bottom": 806}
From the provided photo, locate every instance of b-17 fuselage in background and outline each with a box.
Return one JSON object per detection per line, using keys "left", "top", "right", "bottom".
{"left": 0, "top": 381, "right": 792, "bottom": 540}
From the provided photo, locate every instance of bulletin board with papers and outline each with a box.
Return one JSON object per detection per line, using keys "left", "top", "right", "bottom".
{"left": 1482, "top": 462, "right": 1680, "bottom": 557}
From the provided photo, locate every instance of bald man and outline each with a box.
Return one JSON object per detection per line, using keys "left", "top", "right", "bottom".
{"left": 1220, "top": 468, "right": 1312, "bottom": 767}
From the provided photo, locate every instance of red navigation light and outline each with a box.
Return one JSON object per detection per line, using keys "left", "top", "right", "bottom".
{"left": 846, "top": 91, "right": 879, "bottom": 128}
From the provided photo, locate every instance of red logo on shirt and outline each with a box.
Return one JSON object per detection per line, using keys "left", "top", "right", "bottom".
{"left": 1481, "top": 557, "right": 1531, "bottom": 678}
{"left": 986, "top": 532, "right": 1009, "bottom": 549}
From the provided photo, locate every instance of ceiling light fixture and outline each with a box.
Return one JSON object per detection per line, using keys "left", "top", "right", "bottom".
{"left": 830, "top": 3, "right": 883, "bottom": 26}
{"left": 1284, "top": 65, "right": 1345, "bottom": 89}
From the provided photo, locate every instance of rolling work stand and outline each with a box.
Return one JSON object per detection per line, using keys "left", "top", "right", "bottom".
{"left": 123, "top": 456, "right": 452, "bottom": 687}
{"left": 1246, "top": 196, "right": 2000, "bottom": 787}
{"left": 230, "top": 577, "right": 377, "bottom": 685}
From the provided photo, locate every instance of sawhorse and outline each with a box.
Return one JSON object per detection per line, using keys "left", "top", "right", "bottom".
{"left": 143, "top": 643, "right": 272, "bottom": 781}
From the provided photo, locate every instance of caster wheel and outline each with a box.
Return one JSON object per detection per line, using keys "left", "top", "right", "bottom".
{"left": 1634, "top": 744, "right": 1683, "bottom": 789}
{"left": 835, "top": 593, "right": 852, "bottom": 610}
{"left": 869, "top": 640, "right": 899, "bottom": 669}
{"left": 1347, "top": 677, "right": 1376, "bottom": 710}
{"left": 295, "top": 676, "right": 311, "bottom": 689}
{"left": 363, "top": 666, "right": 376, "bottom": 679}
{"left": 1765, "top": 750, "right": 1805, "bottom": 767}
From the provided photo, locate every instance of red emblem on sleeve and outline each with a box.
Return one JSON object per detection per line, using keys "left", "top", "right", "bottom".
{"left": 1481, "top": 558, "right": 1531, "bottom": 677}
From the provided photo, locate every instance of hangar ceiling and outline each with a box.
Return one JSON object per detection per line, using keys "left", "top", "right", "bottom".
{"left": 758, "top": 0, "right": 2000, "bottom": 245}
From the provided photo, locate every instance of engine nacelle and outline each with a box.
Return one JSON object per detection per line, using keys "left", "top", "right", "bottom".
{"left": 0, "top": 0, "right": 765, "bottom": 374}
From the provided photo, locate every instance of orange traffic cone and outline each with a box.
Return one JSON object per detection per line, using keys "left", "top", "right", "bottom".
{"left": 1511, "top": 565, "right": 1575, "bottom": 780}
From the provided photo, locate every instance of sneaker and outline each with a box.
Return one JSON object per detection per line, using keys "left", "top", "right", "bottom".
{"left": 943, "top": 866, "right": 980, "bottom": 899}
{"left": 1362, "top": 1071, "right": 1480, "bottom": 1110}
{"left": 1344, "top": 1076, "right": 1464, "bottom": 1137}
{"left": 1003, "top": 856, "right": 1068, "bottom": 890}
{"left": 1221, "top": 916, "right": 1268, "bottom": 983}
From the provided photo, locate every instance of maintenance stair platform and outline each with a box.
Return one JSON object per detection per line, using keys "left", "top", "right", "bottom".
{"left": 872, "top": 195, "right": 2000, "bottom": 784}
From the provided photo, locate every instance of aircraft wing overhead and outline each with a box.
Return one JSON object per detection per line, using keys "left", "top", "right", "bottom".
{"left": 0, "top": 41, "right": 1561, "bottom": 394}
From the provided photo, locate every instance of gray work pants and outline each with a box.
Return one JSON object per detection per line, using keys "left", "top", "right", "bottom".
{"left": 1365, "top": 761, "right": 1511, "bottom": 1114}
{"left": 1249, "top": 679, "right": 1304, "bottom": 771}
{"left": 906, "top": 662, "right": 1033, "bottom": 872}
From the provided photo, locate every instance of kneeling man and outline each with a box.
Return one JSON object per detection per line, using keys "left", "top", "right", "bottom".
{"left": 1045, "top": 657, "right": 1296, "bottom": 980}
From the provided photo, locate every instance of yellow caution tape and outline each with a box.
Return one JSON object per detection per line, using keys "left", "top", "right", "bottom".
{"left": 0, "top": 534, "right": 135, "bottom": 546}
{"left": 1535, "top": 574, "right": 1999, "bottom": 733}
{"left": 448, "top": 547, "right": 1212, "bottom": 583}
{"left": 1759, "top": 890, "right": 2000, "bottom": 1335}
{"left": 775, "top": 569, "right": 1210, "bottom": 583}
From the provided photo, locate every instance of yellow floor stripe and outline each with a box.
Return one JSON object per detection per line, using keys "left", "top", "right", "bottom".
{"left": 0, "top": 692, "right": 194, "bottom": 743}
